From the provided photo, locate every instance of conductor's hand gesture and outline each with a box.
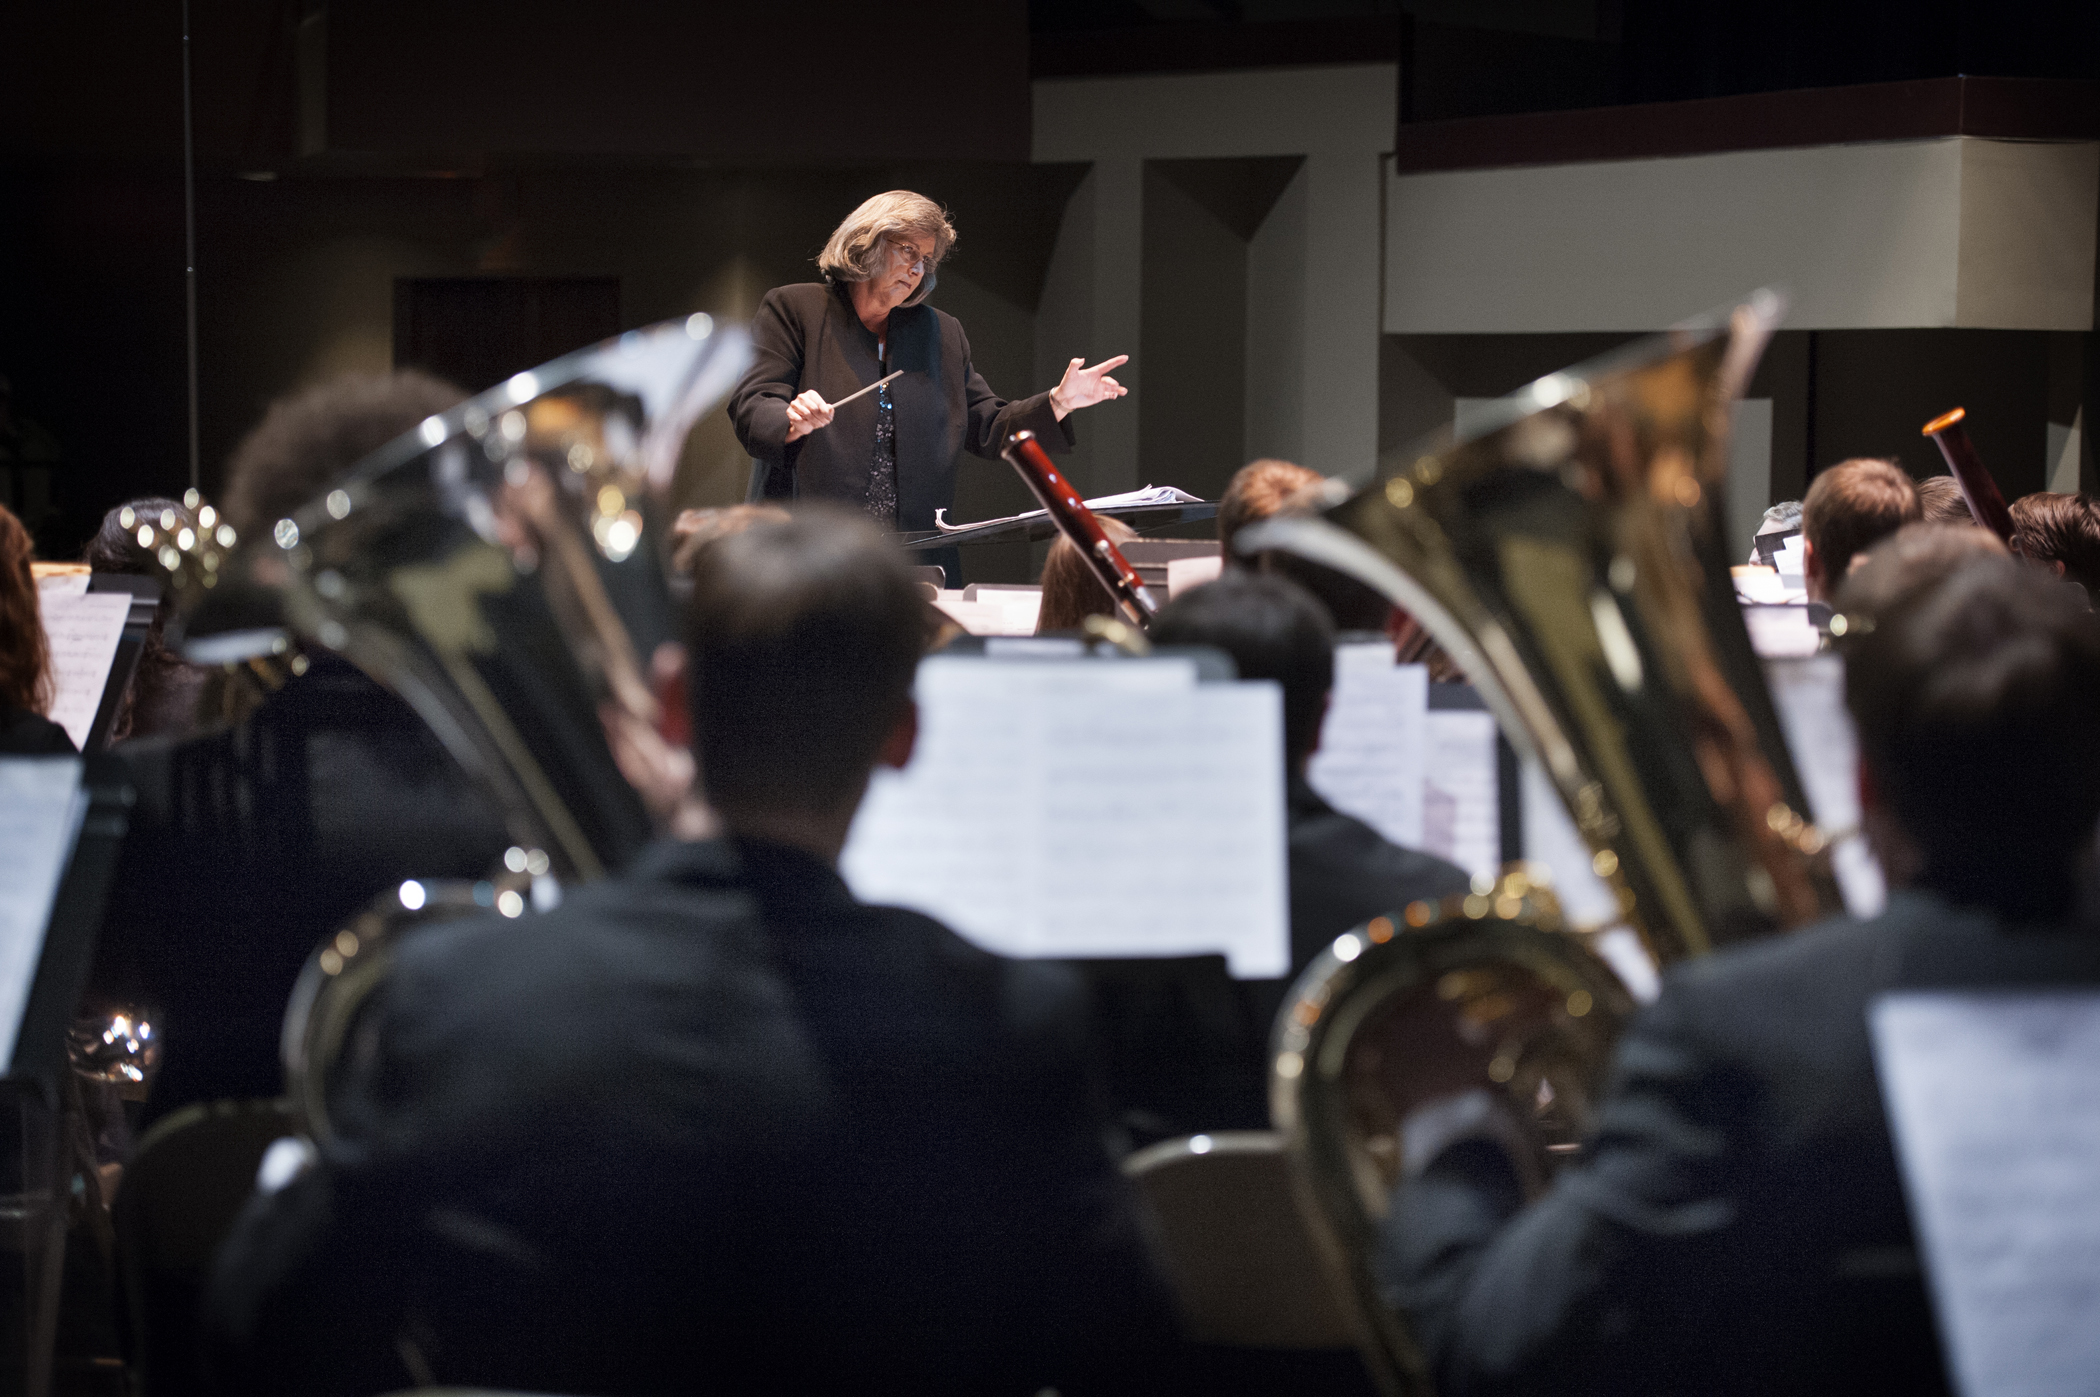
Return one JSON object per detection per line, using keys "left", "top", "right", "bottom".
{"left": 784, "top": 389, "right": 834, "bottom": 443}
{"left": 1049, "top": 355, "right": 1130, "bottom": 421}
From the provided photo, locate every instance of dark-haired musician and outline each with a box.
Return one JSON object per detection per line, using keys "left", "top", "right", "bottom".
{"left": 209, "top": 508, "right": 1183, "bottom": 1395}
{"left": 88, "top": 372, "right": 512, "bottom": 1123}
{"left": 1378, "top": 551, "right": 2100, "bottom": 1397}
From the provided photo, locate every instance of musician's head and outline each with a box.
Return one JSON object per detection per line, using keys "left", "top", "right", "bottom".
{"left": 1843, "top": 553, "right": 2100, "bottom": 919}
{"left": 1150, "top": 572, "right": 1336, "bottom": 774}
{"left": 1035, "top": 516, "right": 1137, "bottom": 634}
{"left": 1836, "top": 522, "right": 2008, "bottom": 625}
{"left": 684, "top": 506, "right": 926, "bottom": 856}
{"left": 0, "top": 503, "right": 52, "bottom": 718}
{"left": 1801, "top": 458, "right": 1920, "bottom": 602}
{"left": 2010, "top": 491, "right": 2100, "bottom": 598}
{"left": 1913, "top": 474, "right": 1975, "bottom": 528}
{"left": 1219, "top": 459, "right": 1324, "bottom": 568}
{"left": 221, "top": 370, "right": 465, "bottom": 537}
{"left": 819, "top": 190, "right": 955, "bottom": 312}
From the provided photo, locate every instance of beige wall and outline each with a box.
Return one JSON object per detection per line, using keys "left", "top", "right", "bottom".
{"left": 1386, "top": 137, "right": 2100, "bottom": 334}
{"left": 1034, "top": 64, "right": 1397, "bottom": 488}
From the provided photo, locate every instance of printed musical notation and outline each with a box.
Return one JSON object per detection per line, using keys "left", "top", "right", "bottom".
{"left": 842, "top": 655, "right": 1290, "bottom": 977}
{"left": 37, "top": 590, "right": 130, "bottom": 750}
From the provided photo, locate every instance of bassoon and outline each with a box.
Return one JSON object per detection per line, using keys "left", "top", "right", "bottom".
{"left": 1922, "top": 407, "right": 2023, "bottom": 554}
{"left": 1001, "top": 429, "right": 1160, "bottom": 626}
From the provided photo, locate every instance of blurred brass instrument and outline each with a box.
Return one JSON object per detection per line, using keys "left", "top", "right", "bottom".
{"left": 1251, "top": 293, "right": 1844, "bottom": 1394}
{"left": 157, "top": 317, "right": 750, "bottom": 1135}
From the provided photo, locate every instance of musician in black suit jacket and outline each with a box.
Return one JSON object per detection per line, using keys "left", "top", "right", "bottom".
{"left": 209, "top": 508, "right": 1182, "bottom": 1395}
{"left": 1376, "top": 552, "right": 2100, "bottom": 1397}
{"left": 727, "top": 191, "right": 1127, "bottom": 551}
{"left": 84, "top": 372, "right": 513, "bottom": 1123}
{"left": 1097, "top": 574, "right": 1470, "bottom": 1137}
{"left": 1150, "top": 572, "right": 1473, "bottom": 974}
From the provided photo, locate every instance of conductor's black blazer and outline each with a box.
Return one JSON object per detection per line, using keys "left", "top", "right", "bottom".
{"left": 208, "top": 835, "right": 1182, "bottom": 1395}
{"left": 727, "top": 280, "right": 1072, "bottom": 528}
{"left": 1377, "top": 889, "right": 2100, "bottom": 1397}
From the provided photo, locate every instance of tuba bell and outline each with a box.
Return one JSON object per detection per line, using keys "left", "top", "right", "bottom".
{"left": 1249, "top": 293, "right": 1845, "bottom": 1394}
{"left": 156, "top": 317, "right": 750, "bottom": 1136}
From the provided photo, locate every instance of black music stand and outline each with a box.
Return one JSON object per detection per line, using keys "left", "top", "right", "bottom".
{"left": 82, "top": 576, "right": 160, "bottom": 754}
{"left": 0, "top": 755, "right": 134, "bottom": 1396}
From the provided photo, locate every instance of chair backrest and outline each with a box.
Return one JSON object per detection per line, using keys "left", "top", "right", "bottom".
{"left": 1122, "top": 1130, "right": 1358, "bottom": 1349}
{"left": 113, "top": 1098, "right": 299, "bottom": 1397}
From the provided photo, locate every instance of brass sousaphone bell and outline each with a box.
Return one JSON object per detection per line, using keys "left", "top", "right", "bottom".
{"left": 157, "top": 317, "right": 751, "bottom": 1137}
{"left": 1247, "top": 292, "right": 1845, "bottom": 1394}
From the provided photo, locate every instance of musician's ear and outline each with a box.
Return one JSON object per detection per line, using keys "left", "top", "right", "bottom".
{"left": 877, "top": 698, "right": 918, "bottom": 771}
{"left": 651, "top": 642, "right": 690, "bottom": 749}
{"left": 1307, "top": 691, "right": 1332, "bottom": 761}
{"left": 1801, "top": 537, "right": 1821, "bottom": 588}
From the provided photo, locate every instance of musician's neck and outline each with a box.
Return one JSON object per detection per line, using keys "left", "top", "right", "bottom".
{"left": 720, "top": 790, "right": 870, "bottom": 868}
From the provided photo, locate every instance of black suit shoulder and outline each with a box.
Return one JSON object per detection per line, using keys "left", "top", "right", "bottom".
{"left": 1287, "top": 781, "right": 1472, "bottom": 969}
{"left": 0, "top": 707, "right": 75, "bottom": 754}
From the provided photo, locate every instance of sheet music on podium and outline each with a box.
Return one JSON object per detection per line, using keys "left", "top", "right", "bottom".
{"left": 1871, "top": 992, "right": 2100, "bottom": 1397}
{"left": 0, "top": 759, "right": 89, "bottom": 1067}
{"left": 842, "top": 655, "right": 1289, "bottom": 978}
{"left": 36, "top": 588, "right": 131, "bottom": 750}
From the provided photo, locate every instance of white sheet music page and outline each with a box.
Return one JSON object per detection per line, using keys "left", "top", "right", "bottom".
{"left": 842, "top": 656, "right": 1290, "bottom": 977}
{"left": 1871, "top": 992, "right": 2100, "bottom": 1397}
{"left": 0, "top": 759, "right": 88, "bottom": 1067}
{"left": 1764, "top": 654, "right": 1886, "bottom": 917}
{"left": 37, "top": 590, "right": 130, "bottom": 750}
{"left": 1308, "top": 643, "right": 1429, "bottom": 850}
{"left": 1422, "top": 709, "right": 1499, "bottom": 882}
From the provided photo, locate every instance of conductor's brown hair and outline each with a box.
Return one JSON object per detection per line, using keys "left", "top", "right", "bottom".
{"left": 1218, "top": 459, "right": 1324, "bottom": 567}
{"left": 1803, "top": 458, "right": 1920, "bottom": 591}
{"left": 0, "top": 504, "right": 52, "bottom": 714}
{"left": 1035, "top": 516, "right": 1137, "bottom": 633}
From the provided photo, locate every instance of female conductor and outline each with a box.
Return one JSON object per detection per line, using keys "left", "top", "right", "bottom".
{"left": 728, "top": 190, "right": 1127, "bottom": 543}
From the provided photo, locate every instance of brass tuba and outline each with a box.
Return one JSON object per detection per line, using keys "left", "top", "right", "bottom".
{"left": 1250, "top": 293, "right": 1844, "bottom": 1394}
{"left": 157, "top": 317, "right": 750, "bottom": 1134}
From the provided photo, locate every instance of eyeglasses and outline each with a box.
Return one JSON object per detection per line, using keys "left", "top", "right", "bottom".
{"left": 884, "top": 240, "right": 934, "bottom": 277}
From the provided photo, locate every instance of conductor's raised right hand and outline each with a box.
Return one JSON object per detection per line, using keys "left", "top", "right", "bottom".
{"left": 784, "top": 389, "right": 834, "bottom": 443}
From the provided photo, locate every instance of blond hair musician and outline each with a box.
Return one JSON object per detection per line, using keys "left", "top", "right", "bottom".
{"left": 727, "top": 191, "right": 1128, "bottom": 578}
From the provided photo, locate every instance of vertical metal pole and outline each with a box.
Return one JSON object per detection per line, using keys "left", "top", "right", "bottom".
{"left": 182, "top": 0, "right": 201, "bottom": 492}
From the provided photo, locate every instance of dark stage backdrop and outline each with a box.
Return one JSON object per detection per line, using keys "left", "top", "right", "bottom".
{"left": 393, "top": 277, "right": 622, "bottom": 399}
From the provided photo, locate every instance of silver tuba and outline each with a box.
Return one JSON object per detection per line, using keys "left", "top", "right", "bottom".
{"left": 1252, "top": 294, "right": 1844, "bottom": 1394}
{"left": 157, "top": 317, "right": 750, "bottom": 1134}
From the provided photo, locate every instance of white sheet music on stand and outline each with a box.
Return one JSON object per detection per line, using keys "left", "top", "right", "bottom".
{"left": 36, "top": 590, "right": 131, "bottom": 750}
{"left": 842, "top": 656, "right": 1289, "bottom": 977}
{"left": 1308, "top": 643, "right": 1429, "bottom": 851}
{"left": 1764, "top": 654, "right": 1886, "bottom": 917}
{"left": 1422, "top": 710, "right": 1499, "bottom": 882}
{"left": 1872, "top": 992, "right": 2100, "bottom": 1397}
{"left": 0, "top": 759, "right": 88, "bottom": 1066}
